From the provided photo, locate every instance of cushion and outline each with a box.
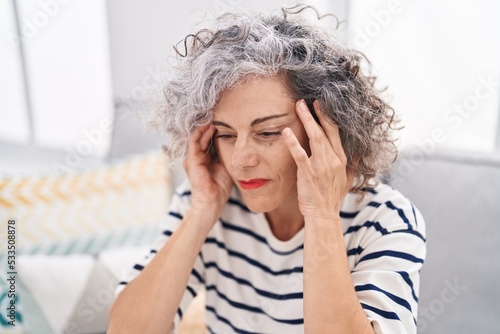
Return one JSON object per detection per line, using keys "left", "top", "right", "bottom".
{"left": 64, "top": 259, "right": 119, "bottom": 334}
{"left": 0, "top": 150, "right": 172, "bottom": 332}
{"left": 17, "top": 278, "right": 52, "bottom": 334}
{"left": 18, "top": 254, "right": 95, "bottom": 333}
{"left": 15, "top": 245, "right": 154, "bottom": 334}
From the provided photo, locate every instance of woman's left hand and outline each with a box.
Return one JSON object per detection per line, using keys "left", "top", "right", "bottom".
{"left": 282, "top": 100, "right": 353, "bottom": 220}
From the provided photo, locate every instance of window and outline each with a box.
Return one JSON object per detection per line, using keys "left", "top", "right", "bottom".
{"left": 0, "top": 0, "right": 29, "bottom": 144}
{"left": 0, "top": 0, "right": 114, "bottom": 158}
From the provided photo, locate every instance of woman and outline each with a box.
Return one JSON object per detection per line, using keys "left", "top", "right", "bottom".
{"left": 109, "top": 6, "right": 426, "bottom": 334}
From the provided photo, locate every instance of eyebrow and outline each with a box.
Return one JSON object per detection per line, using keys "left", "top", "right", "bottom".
{"left": 212, "top": 113, "right": 289, "bottom": 129}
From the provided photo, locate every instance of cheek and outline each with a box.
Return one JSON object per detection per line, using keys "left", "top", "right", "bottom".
{"left": 273, "top": 125, "right": 307, "bottom": 186}
{"left": 273, "top": 140, "right": 298, "bottom": 180}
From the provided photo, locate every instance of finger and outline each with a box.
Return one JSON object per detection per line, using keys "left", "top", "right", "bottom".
{"left": 187, "top": 124, "right": 211, "bottom": 160}
{"left": 295, "top": 99, "right": 327, "bottom": 157}
{"left": 199, "top": 124, "right": 214, "bottom": 153}
{"left": 313, "top": 100, "right": 347, "bottom": 161}
{"left": 189, "top": 124, "right": 209, "bottom": 147}
{"left": 282, "top": 127, "right": 310, "bottom": 169}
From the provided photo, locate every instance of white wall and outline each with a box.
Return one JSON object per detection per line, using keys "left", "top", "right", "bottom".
{"left": 348, "top": 0, "right": 500, "bottom": 153}
{"left": 105, "top": 0, "right": 348, "bottom": 99}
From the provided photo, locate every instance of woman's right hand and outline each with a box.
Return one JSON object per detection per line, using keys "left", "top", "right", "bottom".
{"left": 183, "top": 124, "right": 233, "bottom": 223}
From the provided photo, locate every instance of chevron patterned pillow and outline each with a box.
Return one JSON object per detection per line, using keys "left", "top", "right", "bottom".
{"left": 0, "top": 149, "right": 172, "bottom": 332}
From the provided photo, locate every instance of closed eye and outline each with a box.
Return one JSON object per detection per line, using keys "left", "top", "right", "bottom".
{"left": 214, "top": 133, "right": 236, "bottom": 140}
{"left": 258, "top": 131, "right": 281, "bottom": 138}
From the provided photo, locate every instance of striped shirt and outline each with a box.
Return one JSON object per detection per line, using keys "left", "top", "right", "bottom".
{"left": 116, "top": 179, "right": 426, "bottom": 333}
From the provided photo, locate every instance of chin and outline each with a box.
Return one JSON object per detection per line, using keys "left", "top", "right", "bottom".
{"left": 239, "top": 193, "right": 279, "bottom": 213}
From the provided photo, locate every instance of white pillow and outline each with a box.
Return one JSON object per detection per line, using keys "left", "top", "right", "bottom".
{"left": 63, "top": 260, "right": 117, "bottom": 334}
{"left": 18, "top": 246, "right": 151, "bottom": 334}
{"left": 18, "top": 254, "right": 95, "bottom": 334}
{"left": 64, "top": 245, "right": 150, "bottom": 334}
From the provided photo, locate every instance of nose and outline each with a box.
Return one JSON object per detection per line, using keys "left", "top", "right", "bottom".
{"left": 231, "top": 138, "right": 259, "bottom": 169}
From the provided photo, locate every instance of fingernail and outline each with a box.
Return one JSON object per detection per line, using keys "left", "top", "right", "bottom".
{"left": 283, "top": 128, "right": 291, "bottom": 137}
{"left": 298, "top": 100, "right": 308, "bottom": 112}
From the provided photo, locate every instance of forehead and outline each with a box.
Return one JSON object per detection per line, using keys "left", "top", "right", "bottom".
{"left": 213, "top": 76, "right": 296, "bottom": 121}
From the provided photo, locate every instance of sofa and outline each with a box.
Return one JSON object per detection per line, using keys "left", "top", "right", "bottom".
{"left": 386, "top": 148, "right": 500, "bottom": 333}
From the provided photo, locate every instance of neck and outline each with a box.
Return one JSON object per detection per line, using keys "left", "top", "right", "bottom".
{"left": 265, "top": 196, "right": 304, "bottom": 241}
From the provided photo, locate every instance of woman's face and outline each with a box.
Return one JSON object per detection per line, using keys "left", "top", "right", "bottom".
{"left": 213, "top": 76, "right": 309, "bottom": 213}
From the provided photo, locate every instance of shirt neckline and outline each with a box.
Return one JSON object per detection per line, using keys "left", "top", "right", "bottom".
{"left": 254, "top": 212, "right": 305, "bottom": 252}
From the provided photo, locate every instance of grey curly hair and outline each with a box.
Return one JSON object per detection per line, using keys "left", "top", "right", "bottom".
{"left": 145, "top": 5, "right": 400, "bottom": 192}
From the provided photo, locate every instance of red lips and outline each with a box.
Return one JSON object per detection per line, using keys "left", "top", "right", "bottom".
{"left": 238, "top": 179, "right": 270, "bottom": 190}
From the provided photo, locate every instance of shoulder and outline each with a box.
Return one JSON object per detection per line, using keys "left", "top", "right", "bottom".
{"left": 344, "top": 183, "right": 426, "bottom": 334}
{"left": 341, "top": 181, "right": 426, "bottom": 240}
{"left": 168, "top": 178, "right": 196, "bottom": 214}
{"left": 171, "top": 178, "right": 194, "bottom": 201}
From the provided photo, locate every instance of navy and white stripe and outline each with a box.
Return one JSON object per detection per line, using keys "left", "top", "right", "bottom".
{"left": 116, "top": 179, "right": 426, "bottom": 333}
